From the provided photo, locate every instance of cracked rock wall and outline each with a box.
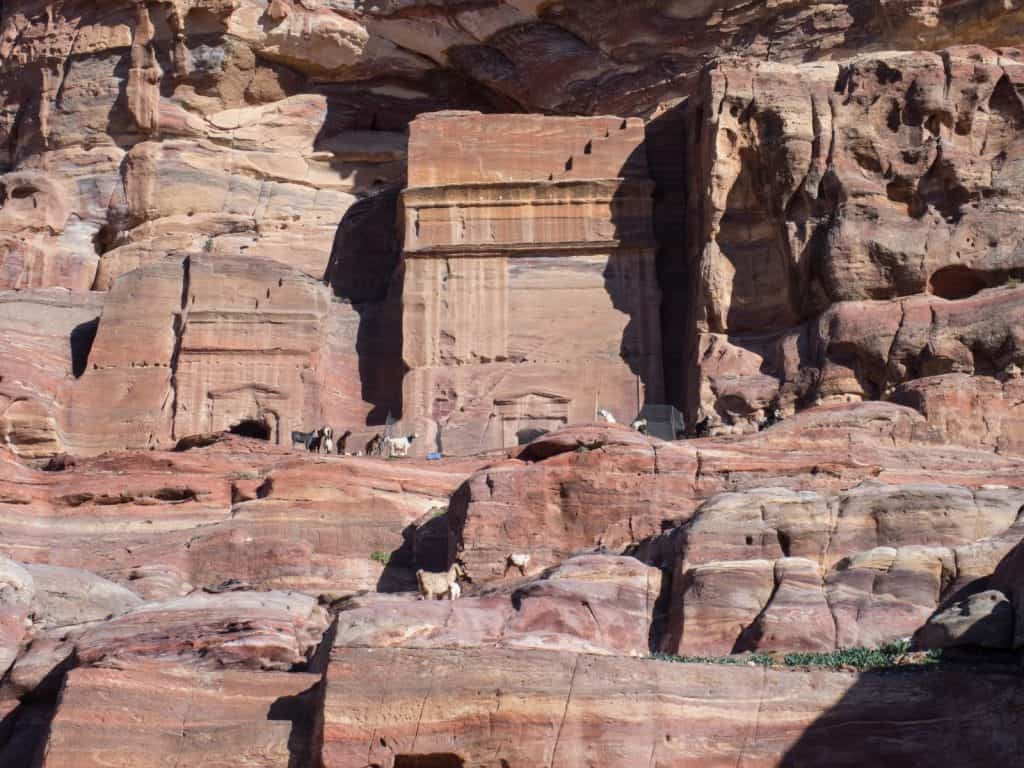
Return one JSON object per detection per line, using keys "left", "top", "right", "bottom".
{"left": 686, "top": 46, "right": 1024, "bottom": 434}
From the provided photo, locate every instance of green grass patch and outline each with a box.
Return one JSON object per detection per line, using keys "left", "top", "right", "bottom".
{"left": 653, "top": 640, "right": 942, "bottom": 671}
{"left": 370, "top": 550, "right": 391, "bottom": 566}
{"left": 652, "top": 652, "right": 774, "bottom": 666}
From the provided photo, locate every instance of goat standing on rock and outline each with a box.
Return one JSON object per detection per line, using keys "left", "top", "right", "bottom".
{"left": 504, "top": 553, "right": 531, "bottom": 577}
{"left": 416, "top": 562, "right": 465, "bottom": 600}
{"left": 319, "top": 426, "right": 334, "bottom": 455}
{"left": 336, "top": 430, "right": 353, "bottom": 454}
{"left": 382, "top": 433, "right": 417, "bottom": 458}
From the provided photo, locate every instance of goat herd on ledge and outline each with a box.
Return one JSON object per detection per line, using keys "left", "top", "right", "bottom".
{"left": 289, "top": 426, "right": 416, "bottom": 458}
{"left": 288, "top": 402, "right": 787, "bottom": 462}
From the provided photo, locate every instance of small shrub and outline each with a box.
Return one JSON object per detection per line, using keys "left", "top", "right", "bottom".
{"left": 370, "top": 550, "right": 390, "bottom": 566}
{"left": 652, "top": 639, "right": 941, "bottom": 671}
{"left": 651, "top": 652, "right": 773, "bottom": 667}
{"left": 430, "top": 506, "right": 447, "bottom": 518}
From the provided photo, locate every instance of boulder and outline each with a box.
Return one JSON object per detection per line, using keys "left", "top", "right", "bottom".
{"left": 915, "top": 589, "right": 1015, "bottom": 650}
{"left": 23, "top": 564, "right": 143, "bottom": 629}
{"left": 73, "top": 590, "right": 329, "bottom": 670}
{"left": 0, "top": 558, "right": 33, "bottom": 678}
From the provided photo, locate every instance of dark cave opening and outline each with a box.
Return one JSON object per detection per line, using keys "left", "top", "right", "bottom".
{"left": 928, "top": 265, "right": 989, "bottom": 300}
{"left": 228, "top": 419, "right": 271, "bottom": 441}
{"left": 393, "top": 755, "right": 465, "bottom": 768}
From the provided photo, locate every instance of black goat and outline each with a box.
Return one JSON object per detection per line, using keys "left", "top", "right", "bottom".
{"left": 291, "top": 429, "right": 320, "bottom": 452}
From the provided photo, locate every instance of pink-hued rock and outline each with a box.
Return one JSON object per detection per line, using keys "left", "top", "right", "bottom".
{"left": 503, "top": 554, "right": 661, "bottom": 656}
{"left": 686, "top": 47, "right": 1024, "bottom": 433}
{"left": 893, "top": 373, "right": 1024, "bottom": 455}
{"left": 448, "top": 406, "right": 1024, "bottom": 581}
{"left": 323, "top": 646, "right": 1024, "bottom": 768}
{"left": 10, "top": 6, "right": 1024, "bottom": 764}
{"left": 42, "top": 665, "right": 322, "bottom": 768}
{"left": 825, "top": 546, "right": 952, "bottom": 649}
{"left": 73, "top": 590, "right": 328, "bottom": 670}
{"left": 740, "top": 558, "right": 836, "bottom": 654}
{"left": 0, "top": 439, "right": 482, "bottom": 597}
{"left": 333, "top": 593, "right": 510, "bottom": 650}
{"left": 61, "top": 254, "right": 379, "bottom": 456}
{"left": 671, "top": 559, "right": 775, "bottom": 656}
{"left": 3, "top": 637, "right": 74, "bottom": 698}
{"left": 675, "top": 481, "right": 1024, "bottom": 572}
{"left": 333, "top": 554, "right": 661, "bottom": 657}
{"left": 662, "top": 479, "right": 1024, "bottom": 654}
{"left": 399, "top": 112, "right": 663, "bottom": 457}
{"left": 0, "top": 557, "right": 33, "bottom": 677}
{"left": 0, "top": 289, "right": 103, "bottom": 458}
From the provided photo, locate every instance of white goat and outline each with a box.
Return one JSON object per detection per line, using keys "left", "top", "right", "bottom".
{"left": 504, "top": 552, "right": 531, "bottom": 577}
{"left": 448, "top": 581, "right": 461, "bottom": 601}
{"left": 630, "top": 417, "right": 648, "bottom": 434}
{"left": 596, "top": 409, "right": 616, "bottom": 424}
{"left": 383, "top": 432, "right": 417, "bottom": 458}
{"left": 416, "top": 562, "right": 465, "bottom": 600}
{"left": 319, "top": 426, "right": 334, "bottom": 455}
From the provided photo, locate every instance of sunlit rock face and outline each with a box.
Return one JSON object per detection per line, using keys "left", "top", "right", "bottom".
{"left": 399, "top": 111, "right": 664, "bottom": 456}
{"left": 4, "top": 2, "right": 1024, "bottom": 767}
{"left": 685, "top": 47, "right": 1024, "bottom": 434}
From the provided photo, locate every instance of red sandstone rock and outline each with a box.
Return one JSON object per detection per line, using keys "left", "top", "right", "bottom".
{"left": 73, "top": 590, "right": 328, "bottom": 670}
{"left": 333, "top": 554, "right": 661, "bottom": 657}
{"left": 399, "top": 112, "right": 663, "bottom": 456}
{"left": 687, "top": 48, "right": 1024, "bottom": 433}
{"left": 0, "top": 438, "right": 481, "bottom": 598}
{"left": 448, "top": 406, "right": 1024, "bottom": 581}
{"left": 42, "top": 665, "right": 322, "bottom": 768}
{"left": 0, "top": 558, "right": 33, "bottom": 677}
{"left": 323, "top": 646, "right": 1024, "bottom": 768}
{"left": 0, "top": 290, "right": 102, "bottom": 458}
{"left": 6, "top": 4, "right": 1024, "bottom": 764}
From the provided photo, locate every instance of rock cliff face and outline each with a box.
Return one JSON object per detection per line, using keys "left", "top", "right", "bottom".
{"left": 3, "top": 1, "right": 1024, "bottom": 766}
{"left": 687, "top": 48, "right": 1024, "bottom": 433}
{"left": 400, "top": 111, "right": 663, "bottom": 455}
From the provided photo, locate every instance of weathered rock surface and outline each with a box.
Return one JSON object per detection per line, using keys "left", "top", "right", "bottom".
{"left": 399, "top": 111, "right": 663, "bottom": 456}
{"left": 687, "top": 48, "right": 1024, "bottom": 434}
{"left": 23, "top": 563, "right": 142, "bottom": 630}
{"left": 0, "top": 558, "right": 33, "bottom": 677}
{"left": 915, "top": 588, "right": 1015, "bottom": 650}
{"left": 42, "top": 665, "right": 322, "bottom": 768}
{"left": 73, "top": 590, "right": 328, "bottom": 671}
{"left": 334, "top": 554, "right": 661, "bottom": 657}
{"left": 448, "top": 409, "right": 1024, "bottom": 578}
{"left": 0, "top": 290, "right": 102, "bottom": 458}
{"left": 323, "top": 646, "right": 1024, "bottom": 768}
{"left": 0, "top": 441, "right": 482, "bottom": 598}
{"left": 6, "top": 2, "right": 1024, "bottom": 765}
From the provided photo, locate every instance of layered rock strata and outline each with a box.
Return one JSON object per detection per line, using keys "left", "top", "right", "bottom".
{"left": 399, "top": 111, "right": 664, "bottom": 455}
{"left": 322, "top": 646, "right": 1024, "bottom": 768}
{"left": 687, "top": 47, "right": 1024, "bottom": 433}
